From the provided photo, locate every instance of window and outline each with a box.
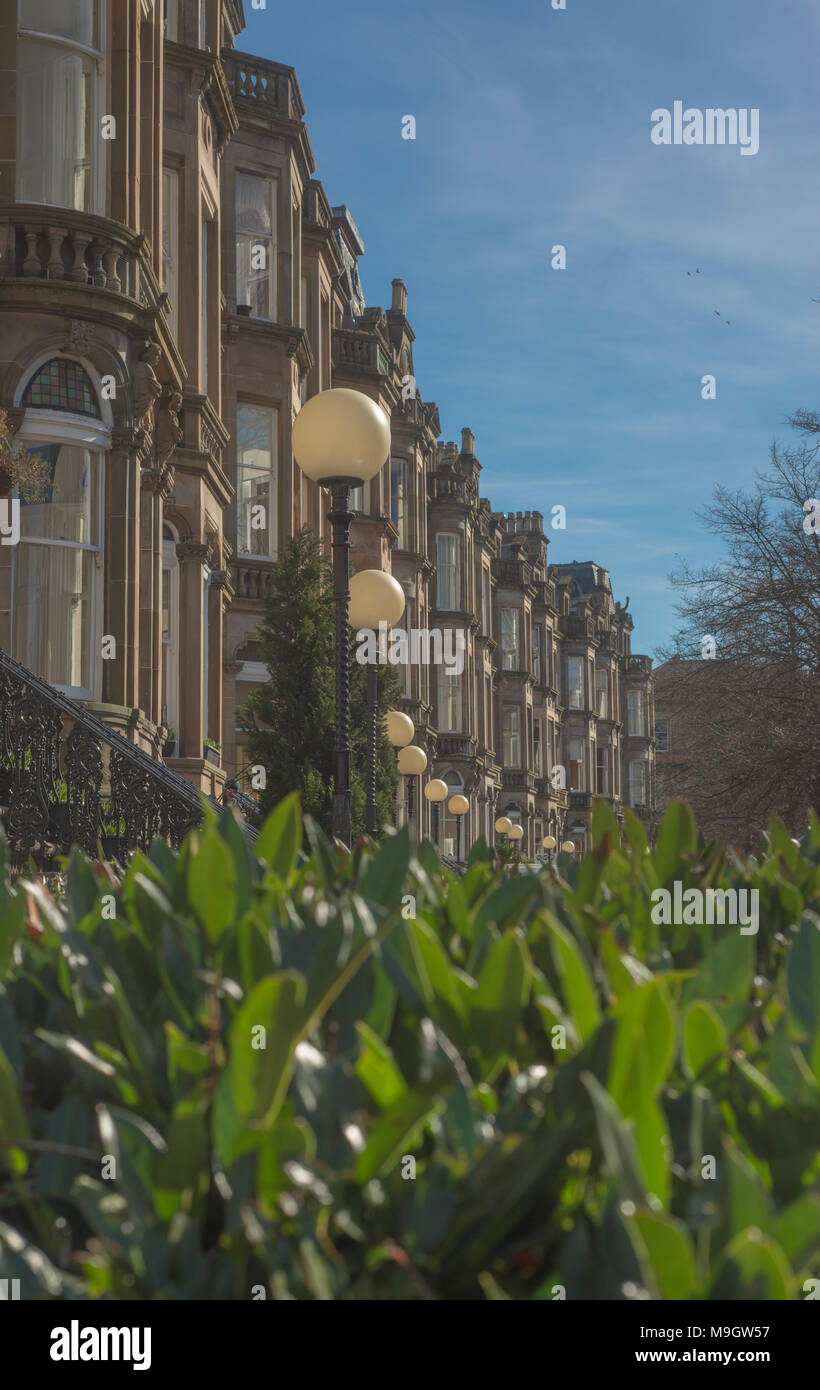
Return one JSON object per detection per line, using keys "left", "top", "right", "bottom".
{"left": 17, "top": 1, "right": 102, "bottom": 213}
{"left": 349, "top": 485, "right": 364, "bottom": 511}
{"left": 655, "top": 718, "right": 669, "bottom": 753}
{"left": 502, "top": 706, "right": 521, "bottom": 766}
{"left": 569, "top": 737, "right": 585, "bottom": 790}
{"left": 500, "top": 608, "right": 519, "bottom": 670}
{"left": 161, "top": 524, "right": 179, "bottom": 740}
{"left": 236, "top": 175, "right": 277, "bottom": 319}
{"left": 627, "top": 690, "right": 645, "bottom": 736}
{"left": 484, "top": 674, "right": 492, "bottom": 750}
{"left": 482, "top": 567, "right": 491, "bottom": 636}
{"left": 12, "top": 442, "right": 102, "bottom": 696}
{"left": 438, "top": 665, "right": 462, "bottom": 732}
{"left": 201, "top": 214, "right": 212, "bottom": 394}
{"left": 164, "top": 0, "right": 179, "bottom": 40}
{"left": 237, "top": 404, "right": 277, "bottom": 558}
{"left": 442, "top": 774, "right": 464, "bottom": 858}
{"left": 436, "top": 534, "right": 461, "bottom": 610}
{"left": 162, "top": 169, "right": 179, "bottom": 340}
{"left": 22, "top": 359, "right": 100, "bottom": 417}
{"left": 531, "top": 625, "right": 541, "bottom": 682}
{"left": 391, "top": 459, "right": 408, "bottom": 548}
{"left": 567, "top": 655, "right": 584, "bottom": 709}
{"left": 199, "top": 0, "right": 208, "bottom": 46}
{"left": 533, "top": 718, "right": 542, "bottom": 775}
{"left": 595, "top": 667, "right": 608, "bottom": 719}
{"left": 300, "top": 274, "right": 309, "bottom": 330}
{"left": 629, "top": 760, "right": 646, "bottom": 806}
{"left": 596, "top": 745, "right": 609, "bottom": 794}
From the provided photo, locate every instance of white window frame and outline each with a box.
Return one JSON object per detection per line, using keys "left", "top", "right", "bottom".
{"left": 235, "top": 172, "right": 277, "bottom": 320}
{"left": 567, "top": 655, "right": 584, "bottom": 710}
{"left": 11, "top": 406, "right": 108, "bottom": 701}
{"left": 436, "top": 532, "right": 461, "bottom": 612}
{"left": 161, "top": 525, "right": 180, "bottom": 737}
{"left": 500, "top": 607, "right": 519, "bottom": 671}
{"left": 627, "top": 689, "right": 645, "bottom": 737}
{"left": 502, "top": 705, "right": 521, "bottom": 767}
{"left": 236, "top": 402, "right": 279, "bottom": 560}
{"left": 629, "top": 759, "right": 647, "bottom": 806}
{"left": 391, "top": 458, "right": 408, "bottom": 549}
{"left": 162, "top": 167, "right": 180, "bottom": 342}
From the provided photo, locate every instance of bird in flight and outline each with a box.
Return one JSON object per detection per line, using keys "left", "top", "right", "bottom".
{"left": 686, "top": 268, "right": 701, "bottom": 276}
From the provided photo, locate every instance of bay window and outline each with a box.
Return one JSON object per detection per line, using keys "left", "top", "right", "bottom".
{"left": 500, "top": 608, "right": 519, "bottom": 670}
{"left": 438, "top": 665, "right": 462, "bottom": 732}
{"left": 569, "top": 737, "right": 585, "bottom": 790}
{"left": 629, "top": 760, "right": 646, "bottom": 806}
{"left": 436, "top": 533, "right": 461, "bottom": 611}
{"left": 237, "top": 404, "right": 278, "bottom": 558}
{"left": 595, "top": 667, "right": 608, "bottom": 718}
{"left": 17, "top": 0, "right": 102, "bottom": 213}
{"left": 567, "top": 655, "right": 584, "bottom": 709}
{"left": 502, "top": 706, "right": 521, "bottom": 766}
{"left": 531, "top": 624, "right": 541, "bottom": 682}
{"left": 627, "top": 689, "right": 645, "bottom": 736}
{"left": 533, "top": 718, "right": 542, "bottom": 776}
{"left": 236, "top": 174, "right": 277, "bottom": 319}
{"left": 596, "top": 745, "right": 609, "bottom": 794}
{"left": 391, "top": 459, "right": 408, "bottom": 548}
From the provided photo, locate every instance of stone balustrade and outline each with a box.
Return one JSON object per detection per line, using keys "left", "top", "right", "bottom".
{"left": 0, "top": 206, "right": 163, "bottom": 310}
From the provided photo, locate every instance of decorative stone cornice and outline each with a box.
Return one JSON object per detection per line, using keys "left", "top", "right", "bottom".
{"left": 176, "top": 541, "right": 210, "bottom": 565}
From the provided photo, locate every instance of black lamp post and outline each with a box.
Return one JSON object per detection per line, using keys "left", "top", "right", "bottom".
{"left": 292, "top": 390, "right": 391, "bottom": 847}
{"left": 349, "top": 570, "right": 406, "bottom": 837}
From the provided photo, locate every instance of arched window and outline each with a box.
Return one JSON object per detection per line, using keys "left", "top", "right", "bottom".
{"left": 22, "top": 359, "right": 101, "bottom": 419}
{"left": 17, "top": 1, "right": 104, "bottom": 213}
{"left": 11, "top": 356, "right": 107, "bottom": 698}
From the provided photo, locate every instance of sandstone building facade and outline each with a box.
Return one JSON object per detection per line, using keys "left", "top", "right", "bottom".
{"left": 0, "top": 0, "right": 655, "bottom": 856}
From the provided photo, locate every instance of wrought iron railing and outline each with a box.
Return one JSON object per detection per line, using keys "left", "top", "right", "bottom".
{"left": 0, "top": 647, "right": 250, "bottom": 868}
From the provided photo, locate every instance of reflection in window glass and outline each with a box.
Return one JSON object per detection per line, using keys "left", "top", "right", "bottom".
{"left": 236, "top": 175, "right": 276, "bottom": 319}
{"left": 13, "top": 445, "right": 100, "bottom": 693}
{"left": 237, "top": 404, "right": 277, "bottom": 557}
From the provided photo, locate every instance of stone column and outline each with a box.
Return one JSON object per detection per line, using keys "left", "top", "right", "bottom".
{"left": 106, "top": 428, "right": 141, "bottom": 708}
{"left": 175, "top": 541, "right": 209, "bottom": 758}
{"left": 208, "top": 568, "right": 233, "bottom": 751}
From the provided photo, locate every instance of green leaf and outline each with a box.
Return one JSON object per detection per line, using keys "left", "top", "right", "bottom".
{"left": 355, "top": 1022, "right": 406, "bottom": 1108}
{"left": 469, "top": 929, "right": 530, "bottom": 1071}
{"left": 683, "top": 929, "right": 754, "bottom": 1030}
{"left": 787, "top": 912, "right": 820, "bottom": 1043}
{"left": 580, "top": 1071, "right": 648, "bottom": 1206}
{"left": 355, "top": 1068, "right": 452, "bottom": 1183}
{"left": 683, "top": 1000, "right": 727, "bottom": 1079}
{"left": 0, "top": 1044, "right": 29, "bottom": 1174}
{"left": 357, "top": 828, "right": 411, "bottom": 910}
{"left": 155, "top": 1097, "right": 210, "bottom": 1220}
{"left": 548, "top": 919, "right": 601, "bottom": 1043}
{"left": 229, "top": 972, "right": 306, "bottom": 1124}
{"left": 774, "top": 1195, "right": 820, "bottom": 1270}
{"left": 628, "top": 1210, "right": 697, "bottom": 1300}
{"left": 188, "top": 829, "right": 238, "bottom": 942}
{"left": 610, "top": 980, "right": 675, "bottom": 1103}
{"left": 653, "top": 800, "right": 697, "bottom": 883}
{"left": 712, "top": 1229, "right": 793, "bottom": 1300}
{"left": 256, "top": 791, "right": 302, "bottom": 881}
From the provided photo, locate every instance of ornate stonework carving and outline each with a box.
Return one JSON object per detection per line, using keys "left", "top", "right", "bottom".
{"left": 65, "top": 318, "right": 93, "bottom": 354}
{"left": 176, "top": 541, "right": 210, "bottom": 565}
{"left": 131, "top": 339, "right": 163, "bottom": 464}
{"left": 157, "top": 388, "right": 184, "bottom": 468}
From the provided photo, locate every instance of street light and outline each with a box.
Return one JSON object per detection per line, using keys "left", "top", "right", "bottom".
{"left": 542, "top": 833, "right": 557, "bottom": 867}
{"left": 561, "top": 839, "right": 576, "bottom": 855}
{"left": 349, "top": 569, "right": 405, "bottom": 837}
{"left": 385, "top": 709, "right": 413, "bottom": 747}
{"left": 495, "top": 815, "right": 513, "bottom": 837}
{"left": 292, "top": 388, "right": 390, "bottom": 847}
{"left": 508, "top": 822, "right": 524, "bottom": 867}
{"left": 424, "top": 777, "right": 448, "bottom": 849}
{"left": 448, "top": 793, "right": 469, "bottom": 862}
{"left": 397, "top": 744, "right": 427, "bottom": 838}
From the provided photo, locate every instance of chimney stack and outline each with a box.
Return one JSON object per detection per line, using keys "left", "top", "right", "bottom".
{"left": 461, "top": 427, "right": 475, "bottom": 456}
{"left": 391, "top": 279, "right": 407, "bottom": 313}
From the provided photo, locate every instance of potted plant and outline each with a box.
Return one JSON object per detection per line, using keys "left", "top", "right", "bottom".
{"left": 163, "top": 728, "right": 176, "bottom": 758}
{"left": 203, "top": 737, "right": 221, "bottom": 766}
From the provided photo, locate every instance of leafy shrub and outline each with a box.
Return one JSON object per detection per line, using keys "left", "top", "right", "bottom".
{"left": 0, "top": 797, "right": 818, "bottom": 1300}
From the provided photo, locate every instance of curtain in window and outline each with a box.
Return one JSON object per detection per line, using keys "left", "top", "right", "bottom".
{"left": 18, "top": 41, "right": 94, "bottom": 210}
{"left": 436, "top": 534, "right": 460, "bottom": 610}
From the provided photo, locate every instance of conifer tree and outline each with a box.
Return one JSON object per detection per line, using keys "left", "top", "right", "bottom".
{"left": 240, "top": 527, "right": 400, "bottom": 840}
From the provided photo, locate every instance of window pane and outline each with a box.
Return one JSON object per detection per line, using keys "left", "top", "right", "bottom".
{"left": 436, "top": 534, "right": 460, "bottom": 610}
{"left": 162, "top": 170, "right": 179, "bottom": 338}
{"left": 391, "top": 459, "right": 407, "bottom": 547}
{"left": 23, "top": 0, "right": 96, "bottom": 47}
{"left": 655, "top": 718, "right": 669, "bottom": 752}
{"left": 18, "top": 41, "right": 94, "bottom": 210}
{"left": 237, "top": 405, "right": 276, "bottom": 556}
{"left": 19, "top": 445, "right": 97, "bottom": 544}
{"left": 595, "top": 667, "right": 608, "bottom": 718}
{"left": 14, "top": 545, "right": 94, "bottom": 690}
{"left": 628, "top": 690, "right": 645, "bottom": 736}
{"left": 500, "top": 609, "right": 518, "bottom": 670}
{"left": 568, "top": 655, "right": 584, "bottom": 708}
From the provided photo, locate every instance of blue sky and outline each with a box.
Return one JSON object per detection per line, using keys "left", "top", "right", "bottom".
{"left": 240, "top": 0, "right": 820, "bottom": 658}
